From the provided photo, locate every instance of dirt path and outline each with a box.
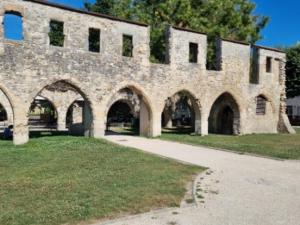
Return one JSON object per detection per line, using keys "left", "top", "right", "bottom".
{"left": 93, "top": 135, "right": 300, "bottom": 225}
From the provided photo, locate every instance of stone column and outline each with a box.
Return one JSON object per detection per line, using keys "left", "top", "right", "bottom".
{"left": 83, "top": 101, "right": 93, "bottom": 137}
{"left": 140, "top": 100, "right": 150, "bottom": 137}
{"left": 199, "top": 112, "right": 208, "bottom": 136}
{"left": 151, "top": 111, "right": 162, "bottom": 137}
{"left": 56, "top": 107, "right": 68, "bottom": 131}
{"left": 92, "top": 106, "right": 106, "bottom": 138}
{"left": 13, "top": 106, "right": 29, "bottom": 145}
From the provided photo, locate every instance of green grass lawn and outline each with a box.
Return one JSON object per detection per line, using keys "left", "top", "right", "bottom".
{"left": 0, "top": 133, "right": 202, "bottom": 225}
{"left": 160, "top": 128, "right": 300, "bottom": 160}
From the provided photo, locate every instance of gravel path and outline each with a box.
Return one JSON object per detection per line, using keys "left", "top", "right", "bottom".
{"left": 93, "top": 135, "right": 300, "bottom": 225}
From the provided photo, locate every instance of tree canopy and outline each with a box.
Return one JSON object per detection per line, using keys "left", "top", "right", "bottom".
{"left": 85, "top": 0, "right": 268, "bottom": 64}
{"left": 285, "top": 44, "right": 300, "bottom": 98}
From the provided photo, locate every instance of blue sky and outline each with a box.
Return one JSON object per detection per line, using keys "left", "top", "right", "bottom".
{"left": 4, "top": 0, "right": 299, "bottom": 47}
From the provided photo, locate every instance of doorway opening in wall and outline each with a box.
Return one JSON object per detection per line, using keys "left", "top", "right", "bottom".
{"left": 161, "top": 91, "right": 201, "bottom": 136}
{"left": 29, "top": 81, "right": 93, "bottom": 139}
{"left": 105, "top": 87, "right": 151, "bottom": 137}
{"left": 208, "top": 92, "right": 240, "bottom": 135}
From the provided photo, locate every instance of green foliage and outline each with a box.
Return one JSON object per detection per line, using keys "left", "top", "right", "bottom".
{"left": 49, "top": 20, "right": 64, "bottom": 47}
{"left": 85, "top": 0, "right": 268, "bottom": 64}
{"left": 285, "top": 44, "right": 300, "bottom": 98}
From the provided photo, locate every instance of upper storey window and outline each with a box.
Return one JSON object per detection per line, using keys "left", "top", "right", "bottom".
{"left": 266, "top": 57, "right": 272, "bottom": 73}
{"left": 89, "top": 28, "right": 100, "bottom": 53}
{"left": 122, "top": 34, "right": 133, "bottom": 57}
{"left": 49, "top": 20, "right": 64, "bottom": 47}
{"left": 3, "top": 11, "right": 23, "bottom": 41}
{"left": 189, "top": 42, "right": 198, "bottom": 63}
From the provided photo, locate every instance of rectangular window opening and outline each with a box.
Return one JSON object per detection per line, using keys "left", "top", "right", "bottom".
{"left": 122, "top": 34, "right": 133, "bottom": 57}
{"left": 89, "top": 28, "right": 100, "bottom": 53}
{"left": 256, "top": 96, "right": 267, "bottom": 115}
{"left": 189, "top": 42, "right": 198, "bottom": 63}
{"left": 206, "top": 37, "right": 220, "bottom": 70}
{"left": 266, "top": 56, "right": 272, "bottom": 73}
{"left": 49, "top": 20, "right": 64, "bottom": 47}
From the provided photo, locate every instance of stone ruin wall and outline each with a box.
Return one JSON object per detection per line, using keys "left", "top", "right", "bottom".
{"left": 0, "top": 0, "right": 294, "bottom": 144}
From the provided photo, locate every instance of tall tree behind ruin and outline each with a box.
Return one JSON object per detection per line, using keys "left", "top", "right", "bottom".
{"left": 285, "top": 44, "right": 300, "bottom": 98}
{"left": 84, "top": 0, "right": 268, "bottom": 65}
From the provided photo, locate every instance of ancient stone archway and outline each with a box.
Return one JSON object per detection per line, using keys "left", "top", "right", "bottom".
{"left": 105, "top": 87, "right": 153, "bottom": 137}
{"left": 29, "top": 80, "right": 94, "bottom": 137}
{"left": 28, "top": 96, "right": 58, "bottom": 130}
{"left": 162, "top": 90, "right": 201, "bottom": 134}
{"left": 208, "top": 92, "right": 240, "bottom": 135}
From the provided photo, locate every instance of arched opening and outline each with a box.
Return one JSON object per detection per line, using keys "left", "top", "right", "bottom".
{"left": 161, "top": 91, "right": 201, "bottom": 135}
{"left": 106, "top": 101, "right": 138, "bottom": 135}
{"left": 105, "top": 87, "right": 151, "bottom": 136}
{"left": 29, "top": 81, "right": 93, "bottom": 138}
{"left": 66, "top": 99, "right": 85, "bottom": 135}
{"left": 208, "top": 93, "right": 240, "bottom": 135}
{"left": 29, "top": 96, "right": 57, "bottom": 130}
{"left": 3, "top": 11, "right": 23, "bottom": 41}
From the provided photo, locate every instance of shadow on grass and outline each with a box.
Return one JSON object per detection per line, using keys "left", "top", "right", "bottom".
{"left": 162, "top": 127, "right": 194, "bottom": 135}
{"left": 105, "top": 127, "right": 140, "bottom": 136}
{"left": 29, "top": 131, "right": 73, "bottom": 139}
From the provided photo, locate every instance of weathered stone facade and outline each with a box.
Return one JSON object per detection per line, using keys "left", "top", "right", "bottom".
{"left": 0, "top": 0, "right": 294, "bottom": 145}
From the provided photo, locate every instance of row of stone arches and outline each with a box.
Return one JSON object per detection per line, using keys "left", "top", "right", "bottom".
{"left": 0, "top": 79, "right": 273, "bottom": 144}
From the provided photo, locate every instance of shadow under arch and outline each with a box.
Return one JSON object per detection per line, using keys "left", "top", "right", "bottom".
{"left": 104, "top": 84, "right": 155, "bottom": 137}
{"left": 161, "top": 89, "right": 202, "bottom": 134}
{"left": 0, "top": 102, "right": 8, "bottom": 122}
{"left": 28, "top": 80, "right": 94, "bottom": 138}
{"left": 208, "top": 92, "right": 240, "bottom": 135}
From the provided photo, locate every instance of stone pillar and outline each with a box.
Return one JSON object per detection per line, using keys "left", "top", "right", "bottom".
{"left": 140, "top": 100, "right": 150, "bottom": 137}
{"left": 92, "top": 107, "right": 105, "bottom": 138}
{"left": 151, "top": 112, "right": 162, "bottom": 137}
{"left": 13, "top": 106, "right": 29, "bottom": 145}
{"left": 83, "top": 101, "right": 93, "bottom": 137}
{"left": 56, "top": 107, "right": 68, "bottom": 131}
{"left": 199, "top": 112, "right": 208, "bottom": 136}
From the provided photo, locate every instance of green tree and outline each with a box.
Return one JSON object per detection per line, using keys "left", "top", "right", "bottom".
{"left": 85, "top": 0, "right": 268, "bottom": 65}
{"left": 285, "top": 44, "right": 300, "bottom": 98}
